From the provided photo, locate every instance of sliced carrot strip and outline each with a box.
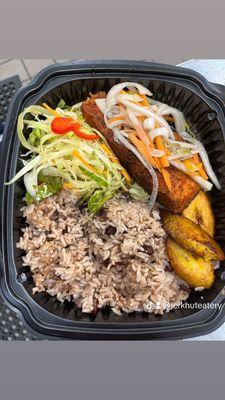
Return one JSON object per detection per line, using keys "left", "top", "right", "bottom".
{"left": 192, "top": 153, "right": 200, "bottom": 164}
{"left": 140, "top": 94, "right": 149, "bottom": 107}
{"left": 183, "top": 159, "right": 196, "bottom": 172}
{"left": 108, "top": 115, "right": 124, "bottom": 124}
{"left": 174, "top": 159, "right": 183, "bottom": 165}
{"left": 184, "top": 159, "right": 205, "bottom": 176}
{"left": 155, "top": 135, "right": 169, "bottom": 168}
{"left": 180, "top": 160, "right": 201, "bottom": 177}
{"left": 120, "top": 90, "right": 127, "bottom": 95}
{"left": 129, "top": 132, "right": 172, "bottom": 191}
{"left": 192, "top": 154, "right": 208, "bottom": 179}
{"left": 154, "top": 121, "right": 169, "bottom": 168}
{"left": 63, "top": 183, "right": 74, "bottom": 190}
{"left": 129, "top": 132, "right": 160, "bottom": 170}
{"left": 131, "top": 117, "right": 150, "bottom": 144}
{"left": 198, "top": 164, "right": 208, "bottom": 180}
{"left": 42, "top": 103, "right": 61, "bottom": 117}
{"left": 72, "top": 149, "right": 99, "bottom": 174}
{"left": 128, "top": 114, "right": 160, "bottom": 169}
{"left": 137, "top": 115, "right": 146, "bottom": 123}
{"left": 189, "top": 171, "right": 200, "bottom": 177}
{"left": 173, "top": 132, "right": 184, "bottom": 142}
{"left": 161, "top": 168, "right": 172, "bottom": 191}
{"left": 165, "top": 146, "right": 171, "bottom": 156}
{"left": 99, "top": 143, "right": 131, "bottom": 184}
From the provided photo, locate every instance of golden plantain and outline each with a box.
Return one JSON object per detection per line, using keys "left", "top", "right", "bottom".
{"left": 162, "top": 212, "right": 225, "bottom": 261}
{"left": 182, "top": 191, "right": 215, "bottom": 237}
{"left": 166, "top": 238, "right": 215, "bottom": 288}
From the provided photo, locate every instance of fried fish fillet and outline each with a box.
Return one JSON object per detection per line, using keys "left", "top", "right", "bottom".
{"left": 81, "top": 92, "right": 200, "bottom": 213}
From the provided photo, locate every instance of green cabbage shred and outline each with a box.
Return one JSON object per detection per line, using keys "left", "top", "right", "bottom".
{"left": 7, "top": 100, "right": 129, "bottom": 213}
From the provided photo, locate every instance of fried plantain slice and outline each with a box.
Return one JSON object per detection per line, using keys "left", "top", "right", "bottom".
{"left": 182, "top": 191, "right": 215, "bottom": 237}
{"left": 166, "top": 238, "right": 215, "bottom": 288}
{"left": 162, "top": 212, "right": 225, "bottom": 261}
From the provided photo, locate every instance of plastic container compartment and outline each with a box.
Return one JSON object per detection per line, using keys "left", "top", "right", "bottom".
{"left": 1, "top": 60, "right": 225, "bottom": 340}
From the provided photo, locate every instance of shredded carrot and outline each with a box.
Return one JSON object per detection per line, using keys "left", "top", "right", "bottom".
{"left": 174, "top": 159, "right": 183, "bottom": 165}
{"left": 183, "top": 159, "right": 204, "bottom": 177}
{"left": 192, "top": 153, "right": 200, "bottom": 164}
{"left": 183, "top": 159, "right": 195, "bottom": 172}
{"left": 126, "top": 128, "right": 159, "bottom": 167}
{"left": 140, "top": 94, "right": 149, "bottom": 107}
{"left": 198, "top": 164, "right": 208, "bottom": 180}
{"left": 129, "top": 132, "right": 160, "bottom": 170}
{"left": 72, "top": 149, "right": 99, "bottom": 174}
{"left": 181, "top": 160, "right": 200, "bottom": 177}
{"left": 171, "top": 144, "right": 208, "bottom": 180}
{"left": 108, "top": 115, "right": 124, "bottom": 124}
{"left": 63, "top": 183, "right": 74, "bottom": 190}
{"left": 130, "top": 115, "right": 158, "bottom": 165}
{"left": 192, "top": 154, "right": 208, "bottom": 179}
{"left": 174, "top": 132, "right": 184, "bottom": 141}
{"left": 42, "top": 103, "right": 61, "bottom": 117}
{"left": 137, "top": 115, "right": 146, "bottom": 123}
{"left": 161, "top": 168, "right": 172, "bottom": 191}
{"left": 189, "top": 171, "right": 200, "bottom": 177}
{"left": 153, "top": 121, "right": 169, "bottom": 168}
{"left": 165, "top": 146, "right": 171, "bottom": 156}
{"left": 99, "top": 142, "right": 132, "bottom": 184}
{"left": 155, "top": 136, "right": 169, "bottom": 168}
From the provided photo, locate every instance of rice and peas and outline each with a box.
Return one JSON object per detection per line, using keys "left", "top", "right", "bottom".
{"left": 17, "top": 191, "right": 189, "bottom": 315}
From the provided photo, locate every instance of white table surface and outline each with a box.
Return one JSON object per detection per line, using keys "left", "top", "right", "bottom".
{"left": 178, "top": 60, "right": 225, "bottom": 340}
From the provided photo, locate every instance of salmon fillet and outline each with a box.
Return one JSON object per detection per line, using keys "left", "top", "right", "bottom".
{"left": 81, "top": 93, "right": 200, "bottom": 213}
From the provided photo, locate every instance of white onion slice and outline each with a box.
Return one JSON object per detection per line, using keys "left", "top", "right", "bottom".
{"left": 196, "top": 142, "right": 221, "bottom": 190}
{"left": 170, "top": 131, "right": 221, "bottom": 189}
{"left": 112, "top": 127, "right": 158, "bottom": 211}
{"left": 24, "top": 170, "right": 39, "bottom": 196}
{"left": 148, "top": 100, "right": 186, "bottom": 134}
{"left": 6, "top": 155, "right": 41, "bottom": 185}
{"left": 192, "top": 176, "right": 213, "bottom": 191}
{"left": 150, "top": 149, "right": 165, "bottom": 157}
{"left": 23, "top": 164, "right": 46, "bottom": 196}
{"left": 95, "top": 98, "right": 106, "bottom": 114}
{"left": 107, "top": 119, "right": 127, "bottom": 129}
{"left": 41, "top": 166, "right": 63, "bottom": 177}
{"left": 119, "top": 93, "right": 143, "bottom": 103}
{"left": 143, "top": 117, "right": 155, "bottom": 131}
{"left": 71, "top": 101, "right": 83, "bottom": 111}
{"left": 149, "top": 127, "right": 170, "bottom": 142}
{"left": 170, "top": 160, "right": 213, "bottom": 191}
{"left": 166, "top": 139, "right": 196, "bottom": 149}
{"left": 114, "top": 97, "right": 174, "bottom": 139}
{"left": 106, "top": 82, "right": 152, "bottom": 110}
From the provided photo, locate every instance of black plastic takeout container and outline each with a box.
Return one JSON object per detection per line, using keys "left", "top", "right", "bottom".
{"left": 1, "top": 60, "right": 225, "bottom": 340}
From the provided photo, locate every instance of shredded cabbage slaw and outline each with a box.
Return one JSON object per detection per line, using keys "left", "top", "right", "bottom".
{"left": 6, "top": 101, "right": 137, "bottom": 213}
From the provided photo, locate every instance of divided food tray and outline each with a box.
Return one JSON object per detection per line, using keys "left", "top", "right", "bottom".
{"left": 1, "top": 60, "right": 225, "bottom": 339}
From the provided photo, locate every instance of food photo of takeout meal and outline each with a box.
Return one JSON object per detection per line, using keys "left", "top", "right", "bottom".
{"left": 1, "top": 60, "right": 225, "bottom": 339}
